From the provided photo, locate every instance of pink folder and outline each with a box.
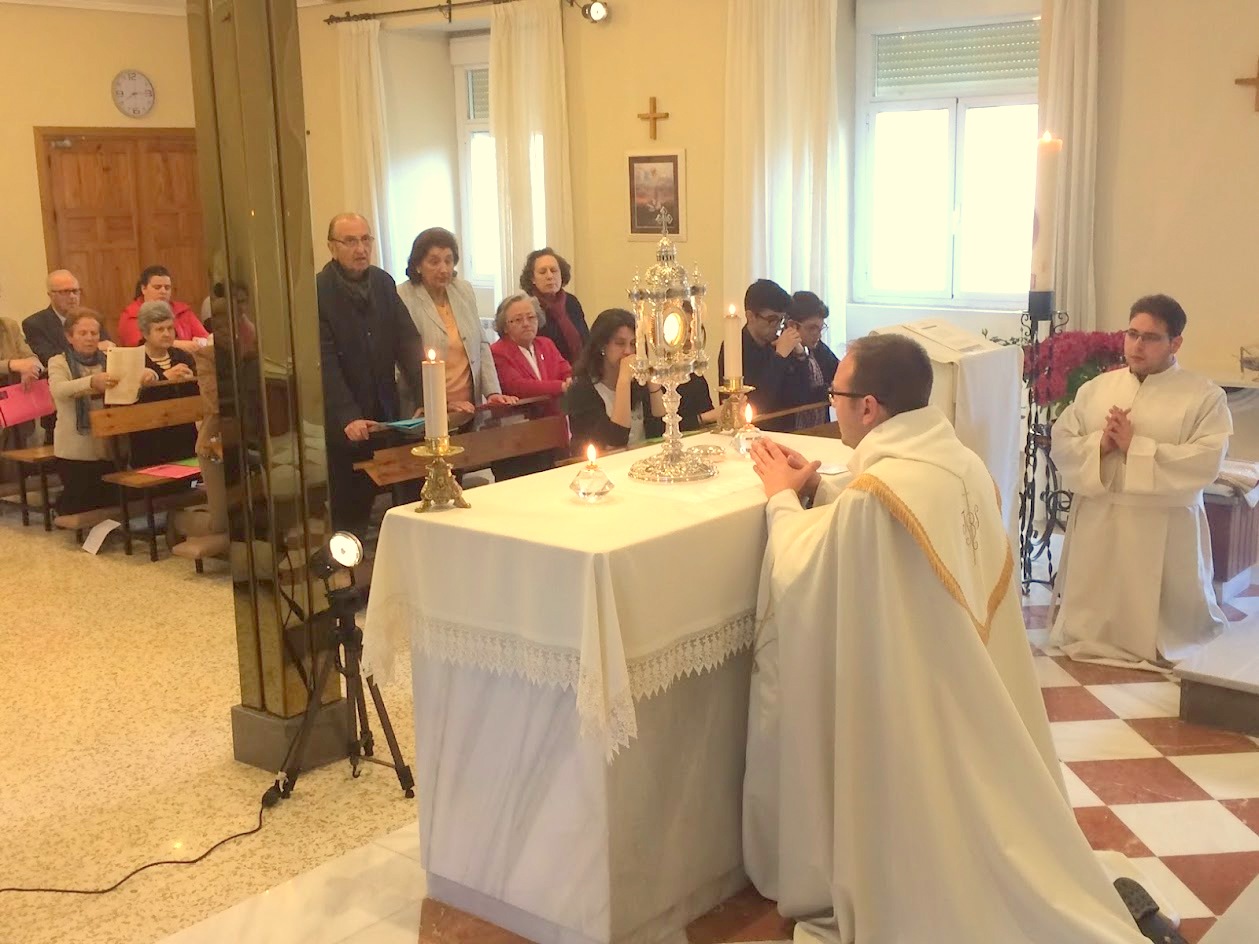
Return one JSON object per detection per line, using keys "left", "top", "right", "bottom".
{"left": 0, "top": 379, "right": 54, "bottom": 428}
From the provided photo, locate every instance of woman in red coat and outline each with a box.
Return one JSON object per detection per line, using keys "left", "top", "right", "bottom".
{"left": 117, "top": 265, "right": 210, "bottom": 350}
{"left": 490, "top": 293, "right": 572, "bottom": 415}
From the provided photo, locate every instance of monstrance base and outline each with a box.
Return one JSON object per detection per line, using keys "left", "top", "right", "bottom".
{"left": 628, "top": 449, "right": 718, "bottom": 483}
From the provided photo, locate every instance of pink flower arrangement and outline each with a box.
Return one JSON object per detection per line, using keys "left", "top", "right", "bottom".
{"left": 1025, "top": 330, "right": 1126, "bottom": 415}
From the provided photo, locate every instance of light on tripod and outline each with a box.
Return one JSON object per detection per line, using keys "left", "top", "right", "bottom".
{"left": 309, "top": 531, "right": 363, "bottom": 581}
{"left": 583, "top": 1, "right": 609, "bottom": 22}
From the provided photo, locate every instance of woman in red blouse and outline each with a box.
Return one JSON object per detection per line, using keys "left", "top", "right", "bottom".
{"left": 117, "top": 265, "right": 210, "bottom": 351}
{"left": 490, "top": 293, "right": 573, "bottom": 415}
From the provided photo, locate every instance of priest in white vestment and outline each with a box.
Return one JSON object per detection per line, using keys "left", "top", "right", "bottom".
{"left": 743, "top": 334, "right": 1151, "bottom": 944}
{"left": 1051, "top": 295, "right": 1231, "bottom": 666}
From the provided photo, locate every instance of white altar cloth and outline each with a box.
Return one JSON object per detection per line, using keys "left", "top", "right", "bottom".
{"left": 362, "top": 432, "right": 853, "bottom": 944}
{"left": 363, "top": 431, "right": 854, "bottom": 758}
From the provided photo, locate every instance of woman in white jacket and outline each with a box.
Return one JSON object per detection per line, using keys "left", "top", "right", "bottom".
{"left": 396, "top": 227, "right": 515, "bottom": 426}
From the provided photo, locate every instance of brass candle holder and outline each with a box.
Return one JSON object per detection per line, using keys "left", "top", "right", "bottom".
{"left": 717, "top": 377, "right": 755, "bottom": 435}
{"left": 411, "top": 435, "right": 469, "bottom": 512}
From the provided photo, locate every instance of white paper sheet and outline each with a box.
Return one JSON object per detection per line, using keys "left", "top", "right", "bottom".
{"left": 105, "top": 347, "right": 146, "bottom": 405}
{"left": 81, "top": 519, "right": 122, "bottom": 554}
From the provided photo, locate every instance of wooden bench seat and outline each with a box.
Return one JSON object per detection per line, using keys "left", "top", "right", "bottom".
{"left": 0, "top": 444, "right": 57, "bottom": 530}
{"left": 102, "top": 468, "right": 207, "bottom": 561}
{"left": 55, "top": 484, "right": 206, "bottom": 553}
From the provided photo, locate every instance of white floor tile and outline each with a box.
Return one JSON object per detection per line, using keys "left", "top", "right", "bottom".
{"left": 1061, "top": 764, "right": 1104, "bottom": 808}
{"left": 1126, "top": 857, "right": 1214, "bottom": 920}
{"left": 372, "top": 820, "right": 423, "bottom": 864}
{"left": 1111, "top": 801, "right": 1259, "bottom": 857}
{"left": 335, "top": 900, "right": 423, "bottom": 944}
{"left": 1086, "top": 682, "right": 1181, "bottom": 719}
{"left": 1040, "top": 645, "right": 1066, "bottom": 658}
{"left": 1036, "top": 656, "right": 1082, "bottom": 688}
{"left": 158, "top": 844, "right": 424, "bottom": 944}
{"left": 1049, "top": 719, "right": 1162, "bottom": 762}
{"left": 1171, "top": 754, "right": 1259, "bottom": 800}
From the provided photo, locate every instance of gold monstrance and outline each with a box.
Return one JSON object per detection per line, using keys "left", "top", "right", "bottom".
{"left": 627, "top": 214, "right": 717, "bottom": 482}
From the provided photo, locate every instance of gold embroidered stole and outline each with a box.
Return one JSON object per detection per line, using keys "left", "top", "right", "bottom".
{"left": 848, "top": 473, "right": 1013, "bottom": 645}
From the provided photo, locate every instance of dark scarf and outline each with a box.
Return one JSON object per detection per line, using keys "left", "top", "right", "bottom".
{"left": 66, "top": 348, "right": 105, "bottom": 434}
{"left": 332, "top": 261, "right": 373, "bottom": 304}
{"left": 538, "top": 290, "right": 582, "bottom": 362}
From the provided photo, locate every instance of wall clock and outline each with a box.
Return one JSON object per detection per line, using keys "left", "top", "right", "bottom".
{"left": 112, "top": 71, "right": 155, "bottom": 119}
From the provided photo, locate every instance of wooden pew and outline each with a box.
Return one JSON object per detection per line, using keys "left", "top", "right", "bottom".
{"left": 356, "top": 410, "right": 570, "bottom": 488}
{"left": 89, "top": 393, "right": 204, "bottom": 437}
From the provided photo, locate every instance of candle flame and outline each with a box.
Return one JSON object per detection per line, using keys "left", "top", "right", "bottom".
{"left": 727, "top": 304, "right": 737, "bottom": 316}
{"left": 1040, "top": 131, "right": 1053, "bottom": 143}
{"left": 426, "top": 349, "right": 437, "bottom": 361}
{"left": 587, "top": 444, "right": 597, "bottom": 464}
{"left": 744, "top": 403, "right": 753, "bottom": 424}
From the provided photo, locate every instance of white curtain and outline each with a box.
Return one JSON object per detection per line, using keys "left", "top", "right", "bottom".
{"left": 723, "top": 0, "right": 852, "bottom": 329}
{"left": 338, "top": 21, "right": 394, "bottom": 273}
{"left": 490, "top": 0, "right": 575, "bottom": 296}
{"left": 1042, "top": 0, "right": 1099, "bottom": 329}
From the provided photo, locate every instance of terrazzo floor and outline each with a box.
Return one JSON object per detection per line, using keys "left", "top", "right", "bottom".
{"left": 0, "top": 509, "right": 418, "bottom": 944}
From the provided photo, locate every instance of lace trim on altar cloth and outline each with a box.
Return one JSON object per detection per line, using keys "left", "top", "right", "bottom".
{"left": 369, "top": 597, "right": 755, "bottom": 760}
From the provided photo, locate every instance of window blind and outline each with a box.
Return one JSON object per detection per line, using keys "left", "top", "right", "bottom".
{"left": 874, "top": 20, "right": 1039, "bottom": 96}
{"left": 467, "top": 67, "right": 490, "bottom": 121}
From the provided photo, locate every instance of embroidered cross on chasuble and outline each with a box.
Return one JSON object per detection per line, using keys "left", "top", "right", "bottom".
{"left": 849, "top": 472, "right": 1013, "bottom": 646}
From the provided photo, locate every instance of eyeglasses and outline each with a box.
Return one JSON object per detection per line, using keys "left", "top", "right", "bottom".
{"left": 331, "top": 235, "right": 376, "bottom": 248}
{"left": 50, "top": 288, "right": 82, "bottom": 295}
{"left": 750, "top": 311, "right": 785, "bottom": 326}
{"left": 1124, "top": 329, "right": 1169, "bottom": 344}
{"left": 827, "top": 388, "right": 878, "bottom": 403}
{"left": 507, "top": 315, "right": 538, "bottom": 326}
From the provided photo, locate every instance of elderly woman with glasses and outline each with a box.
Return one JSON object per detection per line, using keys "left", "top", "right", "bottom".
{"left": 129, "top": 300, "right": 199, "bottom": 468}
{"left": 490, "top": 293, "right": 573, "bottom": 414}
{"left": 397, "top": 228, "right": 516, "bottom": 427}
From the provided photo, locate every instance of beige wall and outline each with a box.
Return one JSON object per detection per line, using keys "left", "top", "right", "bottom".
{"left": 1094, "top": 0, "right": 1259, "bottom": 372}
{"left": 0, "top": 4, "right": 195, "bottom": 318}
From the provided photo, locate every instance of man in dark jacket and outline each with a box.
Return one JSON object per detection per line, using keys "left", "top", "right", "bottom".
{"left": 717, "top": 278, "right": 809, "bottom": 433}
{"left": 23, "top": 269, "right": 113, "bottom": 366}
{"left": 319, "top": 212, "right": 424, "bottom": 537}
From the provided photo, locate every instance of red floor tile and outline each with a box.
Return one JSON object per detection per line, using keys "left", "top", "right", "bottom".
{"left": 687, "top": 885, "right": 792, "bottom": 944}
{"left": 1051, "top": 657, "right": 1167, "bottom": 686}
{"left": 1068, "top": 758, "right": 1213, "bottom": 805}
{"left": 1223, "top": 603, "right": 1248, "bottom": 622}
{"left": 419, "top": 898, "right": 531, "bottom": 944}
{"left": 1072, "top": 807, "right": 1154, "bottom": 857}
{"left": 1238, "top": 584, "right": 1259, "bottom": 598}
{"left": 1125, "top": 718, "right": 1259, "bottom": 756}
{"left": 1222, "top": 798, "right": 1259, "bottom": 837}
{"left": 1160, "top": 851, "right": 1259, "bottom": 915}
{"left": 1178, "top": 917, "right": 1217, "bottom": 942}
{"left": 1042, "top": 687, "right": 1118, "bottom": 722}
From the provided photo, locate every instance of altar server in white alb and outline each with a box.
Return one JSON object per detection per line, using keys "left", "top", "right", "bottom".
{"left": 1051, "top": 294, "right": 1231, "bottom": 666}
{"left": 743, "top": 334, "right": 1153, "bottom": 944}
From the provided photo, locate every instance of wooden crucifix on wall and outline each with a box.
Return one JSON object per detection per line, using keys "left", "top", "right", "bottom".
{"left": 638, "top": 97, "right": 670, "bottom": 140}
{"left": 1236, "top": 57, "right": 1259, "bottom": 111}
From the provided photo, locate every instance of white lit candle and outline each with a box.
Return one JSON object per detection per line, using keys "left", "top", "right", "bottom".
{"left": 744, "top": 403, "right": 754, "bottom": 426}
{"left": 724, "top": 304, "right": 743, "bottom": 382}
{"left": 422, "top": 348, "right": 448, "bottom": 440}
{"left": 586, "top": 444, "right": 598, "bottom": 466}
{"left": 1030, "top": 132, "right": 1063, "bottom": 291}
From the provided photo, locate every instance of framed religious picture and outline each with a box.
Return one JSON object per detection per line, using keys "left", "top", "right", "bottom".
{"left": 627, "top": 150, "right": 687, "bottom": 242}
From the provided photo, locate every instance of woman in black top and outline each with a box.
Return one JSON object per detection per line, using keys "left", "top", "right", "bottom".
{"left": 520, "top": 247, "right": 590, "bottom": 364}
{"left": 565, "top": 309, "right": 663, "bottom": 455}
{"left": 131, "top": 301, "right": 199, "bottom": 468}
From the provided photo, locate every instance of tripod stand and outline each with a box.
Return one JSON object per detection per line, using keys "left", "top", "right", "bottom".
{"left": 275, "top": 583, "right": 414, "bottom": 800}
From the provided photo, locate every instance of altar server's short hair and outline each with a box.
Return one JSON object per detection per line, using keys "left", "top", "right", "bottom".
{"left": 1129, "top": 294, "right": 1187, "bottom": 338}
{"left": 848, "top": 334, "right": 933, "bottom": 417}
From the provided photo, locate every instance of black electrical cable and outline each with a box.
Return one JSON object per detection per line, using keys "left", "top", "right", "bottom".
{"left": 0, "top": 787, "right": 282, "bottom": 896}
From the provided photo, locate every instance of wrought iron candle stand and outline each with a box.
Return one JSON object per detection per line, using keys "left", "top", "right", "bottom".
{"left": 1018, "top": 290, "right": 1072, "bottom": 592}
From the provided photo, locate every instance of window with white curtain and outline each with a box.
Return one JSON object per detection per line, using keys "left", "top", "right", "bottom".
{"left": 855, "top": 19, "right": 1040, "bottom": 306}
{"left": 452, "top": 41, "right": 500, "bottom": 289}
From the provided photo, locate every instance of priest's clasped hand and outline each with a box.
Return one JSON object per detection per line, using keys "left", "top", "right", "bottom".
{"left": 1102, "top": 406, "right": 1133, "bottom": 456}
{"left": 750, "top": 438, "right": 822, "bottom": 501}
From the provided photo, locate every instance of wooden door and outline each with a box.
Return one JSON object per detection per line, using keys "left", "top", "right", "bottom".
{"left": 36, "top": 128, "right": 207, "bottom": 339}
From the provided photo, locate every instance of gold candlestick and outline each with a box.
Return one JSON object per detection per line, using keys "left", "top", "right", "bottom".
{"left": 717, "top": 377, "right": 755, "bottom": 435}
{"left": 411, "top": 435, "right": 469, "bottom": 512}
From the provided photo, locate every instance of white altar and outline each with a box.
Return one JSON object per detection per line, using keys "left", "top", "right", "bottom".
{"left": 362, "top": 431, "right": 854, "bottom": 944}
